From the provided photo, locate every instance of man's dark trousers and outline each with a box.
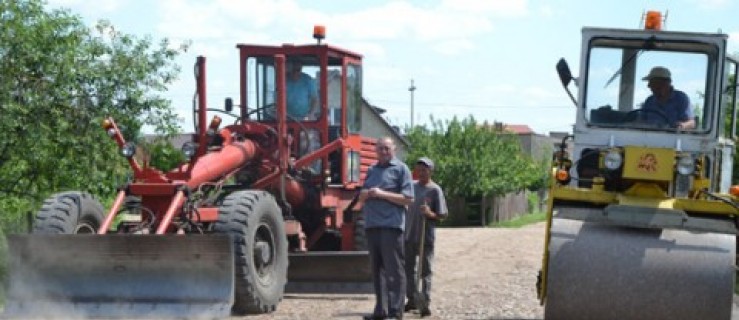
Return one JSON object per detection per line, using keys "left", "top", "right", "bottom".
{"left": 367, "top": 227, "right": 406, "bottom": 317}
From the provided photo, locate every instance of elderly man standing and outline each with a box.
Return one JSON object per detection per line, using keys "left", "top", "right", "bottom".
{"left": 404, "top": 157, "right": 448, "bottom": 318}
{"left": 359, "top": 137, "right": 414, "bottom": 320}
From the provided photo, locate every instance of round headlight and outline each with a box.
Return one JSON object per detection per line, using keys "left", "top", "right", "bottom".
{"left": 603, "top": 150, "right": 622, "bottom": 170}
{"left": 121, "top": 142, "right": 136, "bottom": 158}
{"left": 182, "top": 142, "right": 198, "bottom": 159}
{"left": 677, "top": 155, "right": 695, "bottom": 175}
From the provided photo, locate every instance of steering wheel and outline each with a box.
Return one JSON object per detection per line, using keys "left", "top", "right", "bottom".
{"left": 623, "top": 108, "right": 672, "bottom": 127}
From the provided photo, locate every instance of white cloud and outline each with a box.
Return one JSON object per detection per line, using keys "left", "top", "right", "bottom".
{"left": 152, "top": 0, "right": 506, "bottom": 58}
{"left": 729, "top": 32, "right": 739, "bottom": 53}
{"left": 156, "top": 0, "right": 226, "bottom": 40}
{"left": 439, "top": 0, "right": 528, "bottom": 17}
{"left": 342, "top": 41, "right": 387, "bottom": 61}
{"left": 688, "top": 0, "right": 729, "bottom": 9}
{"left": 539, "top": 4, "right": 555, "bottom": 18}
{"left": 432, "top": 39, "right": 475, "bottom": 56}
{"left": 48, "top": 0, "right": 123, "bottom": 15}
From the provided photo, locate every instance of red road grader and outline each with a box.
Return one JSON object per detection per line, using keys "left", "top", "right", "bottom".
{"left": 4, "top": 27, "right": 376, "bottom": 318}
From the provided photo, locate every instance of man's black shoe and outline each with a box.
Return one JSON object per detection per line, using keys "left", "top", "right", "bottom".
{"left": 420, "top": 307, "right": 431, "bottom": 317}
{"left": 403, "top": 303, "right": 417, "bottom": 312}
{"left": 363, "top": 314, "right": 385, "bottom": 320}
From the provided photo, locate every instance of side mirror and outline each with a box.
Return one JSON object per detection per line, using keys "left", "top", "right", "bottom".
{"left": 556, "top": 58, "right": 573, "bottom": 87}
{"left": 556, "top": 58, "right": 578, "bottom": 107}
{"left": 224, "top": 98, "right": 233, "bottom": 112}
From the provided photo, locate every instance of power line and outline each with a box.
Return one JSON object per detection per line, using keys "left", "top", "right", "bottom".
{"left": 368, "top": 99, "right": 573, "bottom": 109}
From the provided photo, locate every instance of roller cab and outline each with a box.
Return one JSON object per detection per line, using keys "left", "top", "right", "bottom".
{"left": 540, "top": 15, "right": 739, "bottom": 320}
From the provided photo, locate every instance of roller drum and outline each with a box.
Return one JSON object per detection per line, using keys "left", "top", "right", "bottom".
{"left": 545, "top": 218, "right": 735, "bottom": 320}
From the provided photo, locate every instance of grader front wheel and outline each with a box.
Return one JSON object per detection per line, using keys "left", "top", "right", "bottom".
{"left": 214, "top": 190, "right": 288, "bottom": 315}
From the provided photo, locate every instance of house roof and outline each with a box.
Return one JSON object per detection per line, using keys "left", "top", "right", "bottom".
{"left": 362, "top": 98, "right": 410, "bottom": 148}
{"left": 504, "top": 124, "right": 535, "bottom": 135}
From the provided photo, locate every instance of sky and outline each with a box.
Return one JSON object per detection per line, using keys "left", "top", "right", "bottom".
{"left": 46, "top": 0, "right": 739, "bottom": 135}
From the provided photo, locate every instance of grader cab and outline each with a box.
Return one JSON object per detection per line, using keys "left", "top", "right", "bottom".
{"left": 4, "top": 27, "right": 376, "bottom": 318}
{"left": 539, "top": 12, "right": 739, "bottom": 320}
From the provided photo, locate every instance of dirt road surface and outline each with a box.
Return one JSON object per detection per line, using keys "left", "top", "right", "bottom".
{"left": 3, "top": 222, "right": 738, "bottom": 319}
{"left": 244, "top": 223, "right": 546, "bottom": 320}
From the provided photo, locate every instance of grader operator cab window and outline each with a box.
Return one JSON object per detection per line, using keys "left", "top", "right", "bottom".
{"left": 584, "top": 38, "right": 717, "bottom": 132}
{"left": 246, "top": 56, "right": 322, "bottom": 122}
{"left": 728, "top": 56, "right": 739, "bottom": 139}
{"left": 346, "top": 63, "right": 362, "bottom": 134}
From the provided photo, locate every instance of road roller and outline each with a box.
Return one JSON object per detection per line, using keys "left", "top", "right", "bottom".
{"left": 538, "top": 11, "right": 739, "bottom": 320}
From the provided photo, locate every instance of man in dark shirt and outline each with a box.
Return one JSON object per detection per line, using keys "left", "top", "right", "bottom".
{"left": 359, "top": 137, "right": 414, "bottom": 320}
{"left": 640, "top": 66, "right": 695, "bottom": 129}
{"left": 404, "top": 157, "right": 448, "bottom": 318}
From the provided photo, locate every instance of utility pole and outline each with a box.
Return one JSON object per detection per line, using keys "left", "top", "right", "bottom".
{"left": 409, "top": 79, "right": 416, "bottom": 127}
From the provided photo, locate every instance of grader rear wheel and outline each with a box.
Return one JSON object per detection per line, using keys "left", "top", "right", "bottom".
{"left": 544, "top": 218, "right": 735, "bottom": 320}
{"left": 33, "top": 191, "right": 104, "bottom": 234}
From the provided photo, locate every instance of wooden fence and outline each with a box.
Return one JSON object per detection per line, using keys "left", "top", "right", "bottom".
{"left": 445, "top": 190, "right": 540, "bottom": 226}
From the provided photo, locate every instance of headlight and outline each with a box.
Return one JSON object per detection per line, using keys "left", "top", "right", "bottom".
{"left": 603, "top": 150, "right": 622, "bottom": 170}
{"left": 676, "top": 154, "right": 695, "bottom": 175}
{"left": 182, "top": 142, "right": 198, "bottom": 160}
{"left": 121, "top": 142, "right": 136, "bottom": 158}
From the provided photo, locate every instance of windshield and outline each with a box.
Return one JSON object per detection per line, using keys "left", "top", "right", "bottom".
{"left": 584, "top": 38, "right": 714, "bottom": 132}
{"left": 246, "top": 55, "right": 321, "bottom": 122}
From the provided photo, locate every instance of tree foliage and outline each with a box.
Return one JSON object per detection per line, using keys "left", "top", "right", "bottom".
{"left": 404, "top": 116, "right": 547, "bottom": 199}
{"left": 0, "top": 0, "right": 187, "bottom": 231}
{"left": 145, "top": 138, "right": 187, "bottom": 172}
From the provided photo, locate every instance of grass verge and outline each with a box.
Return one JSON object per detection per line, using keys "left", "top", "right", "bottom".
{"left": 489, "top": 212, "right": 547, "bottom": 228}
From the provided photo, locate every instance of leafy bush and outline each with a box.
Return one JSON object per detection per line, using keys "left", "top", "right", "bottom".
{"left": 0, "top": 227, "right": 7, "bottom": 306}
{"left": 0, "top": 0, "right": 185, "bottom": 232}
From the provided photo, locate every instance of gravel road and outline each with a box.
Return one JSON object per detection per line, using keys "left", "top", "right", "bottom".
{"left": 244, "top": 223, "right": 546, "bottom": 320}
{"left": 4, "top": 222, "right": 738, "bottom": 319}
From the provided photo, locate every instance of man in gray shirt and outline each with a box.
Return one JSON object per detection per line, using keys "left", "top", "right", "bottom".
{"left": 359, "top": 137, "right": 414, "bottom": 320}
{"left": 404, "top": 157, "right": 448, "bottom": 317}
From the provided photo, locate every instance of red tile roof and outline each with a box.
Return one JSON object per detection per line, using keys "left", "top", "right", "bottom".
{"left": 504, "top": 124, "right": 535, "bottom": 135}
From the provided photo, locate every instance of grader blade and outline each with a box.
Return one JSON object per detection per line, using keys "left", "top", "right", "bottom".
{"left": 285, "top": 251, "right": 373, "bottom": 293}
{"left": 3, "top": 234, "right": 234, "bottom": 319}
{"left": 545, "top": 217, "right": 735, "bottom": 320}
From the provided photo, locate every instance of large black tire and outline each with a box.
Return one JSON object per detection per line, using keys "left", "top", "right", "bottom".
{"left": 33, "top": 191, "right": 105, "bottom": 234}
{"left": 214, "top": 190, "right": 288, "bottom": 315}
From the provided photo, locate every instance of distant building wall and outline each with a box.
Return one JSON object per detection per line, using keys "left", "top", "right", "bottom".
{"left": 359, "top": 101, "right": 409, "bottom": 160}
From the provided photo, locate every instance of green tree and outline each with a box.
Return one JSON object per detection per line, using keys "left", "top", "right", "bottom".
{"left": 144, "top": 138, "right": 187, "bottom": 172}
{"left": 0, "top": 0, "right": 187, "bottom": 231}
{"left": 404, "top": 116, "right": 545, "bottom": 199}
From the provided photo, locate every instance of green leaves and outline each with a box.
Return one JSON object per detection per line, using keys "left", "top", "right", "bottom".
{"left": 405, "top": 116, "right": 547, "bottom": 198}
{"left": 0, "top": 0, "right": 186, "bottom": 230}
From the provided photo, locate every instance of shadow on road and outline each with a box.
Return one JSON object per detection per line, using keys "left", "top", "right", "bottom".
{"left": 283, "top": 294, "right": 371, "bottom": 301}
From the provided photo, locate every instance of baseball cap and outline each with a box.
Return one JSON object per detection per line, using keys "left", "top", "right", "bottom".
{"left": 642, "top": 66, "right": 671, "bottom": 81}
{"left": 416, "top": 157, "right": 434, "bottom": 170}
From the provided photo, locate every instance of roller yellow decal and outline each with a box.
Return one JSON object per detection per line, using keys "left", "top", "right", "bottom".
{"left": 637, "top": 153, "right": 658, "bottom": 173}
{"left": 623, "top": 146, "right": 674, "bottom": 181}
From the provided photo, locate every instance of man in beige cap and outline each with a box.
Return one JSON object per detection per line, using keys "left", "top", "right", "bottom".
{"left": 640, "top": 66, "right": 695, "bottom": 129}
{"left": 404, "top": 157, "right": 447, "bottom": 318}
